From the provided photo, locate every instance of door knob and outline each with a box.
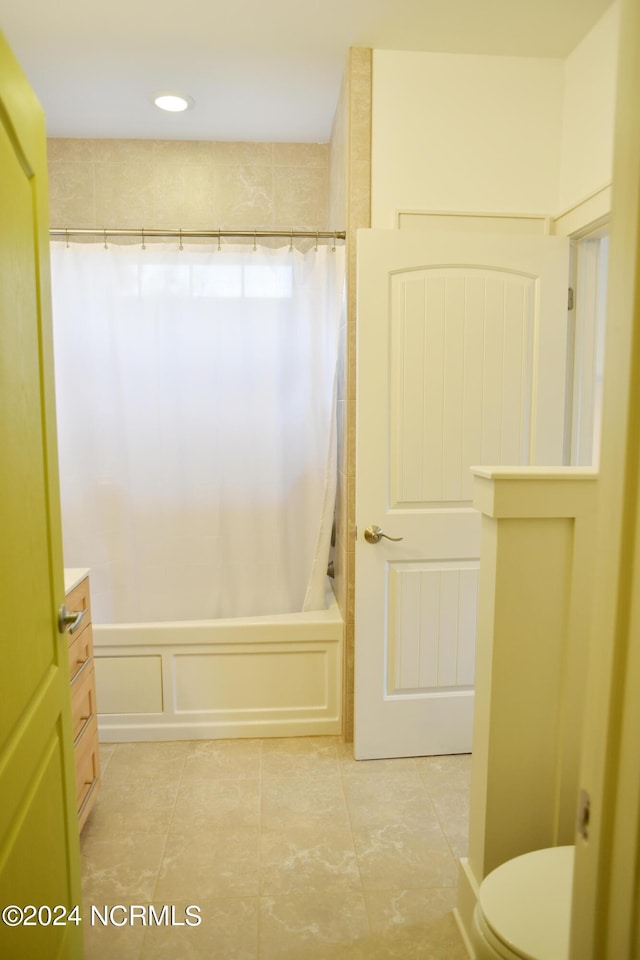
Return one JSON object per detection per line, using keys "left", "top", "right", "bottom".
{"left": 364, "top": 525, "right": 404, "bottom": 544}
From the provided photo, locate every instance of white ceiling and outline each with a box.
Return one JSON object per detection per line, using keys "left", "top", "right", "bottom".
{"left": 1, "top": 0, "right": 614, "bottom": 143}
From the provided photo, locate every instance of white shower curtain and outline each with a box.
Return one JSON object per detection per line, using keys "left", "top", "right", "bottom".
{"left": 50, "top": 240, "right": 344, "bottom": 623}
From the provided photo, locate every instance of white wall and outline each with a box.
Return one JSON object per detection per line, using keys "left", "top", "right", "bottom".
{"left": 557, "top": 1, "right": 620, "bottom": 215}
{"left": 371, "top": 51, "right": 564, "bottom": 227}
{"left": 371, "top": 2, "right": 620, "bottom": 228}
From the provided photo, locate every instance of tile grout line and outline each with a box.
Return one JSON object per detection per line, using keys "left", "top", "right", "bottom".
{"left": 414, "top": 758, "right": 463, "bottom": 867}
{"left": 338, "top": 741, "right": 374, "bottom": 941}
{"left": 415, "top": 760, "right": 470, "bottom": 867}
{"left": 140, "top": 742, "right": 189, "bottom": 960}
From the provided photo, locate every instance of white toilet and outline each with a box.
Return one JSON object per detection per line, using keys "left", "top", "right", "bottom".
{"left": 471, "top": 845, "right": 574, "bottom": 960}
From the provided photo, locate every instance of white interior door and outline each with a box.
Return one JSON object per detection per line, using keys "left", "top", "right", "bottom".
{"left": 354, "top": 229, "right": 570, "bottom": 759}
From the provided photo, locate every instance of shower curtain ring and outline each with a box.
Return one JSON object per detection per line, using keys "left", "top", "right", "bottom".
{"left": 332, "top": 231, "right": 337, "bottom": 252}
{"left": 141, "top": 228, "right": 146, "bottom": 251}
{"left": 253, "top": 229, "right": 257, "bottom": 252}
{"left": 315, "top": 231, "right": 319, "bottom": 253}
{"left": 217, "top": 230, "right": 221, "bottom": 252}
{"left": 179, "top": 229, "right": 184, "bottom": 252}
{"left": 65, "top": 227, "right": 70, "bottom": 249}
{"left": 289, "top": 230, "right": 294, "bottom": 253}
{"left": 103, "top": 228, "right": 108, "bottom": 250}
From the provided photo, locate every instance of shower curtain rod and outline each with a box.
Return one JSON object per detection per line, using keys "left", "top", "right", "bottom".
{"left": 50, "top": 227, "right": 346, "bottom": 242}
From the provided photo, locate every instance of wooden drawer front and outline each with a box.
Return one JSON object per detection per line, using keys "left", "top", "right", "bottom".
{"left": 71, "top": 662, "right": 96, "bottom": 744}
{"left": 65, "top": 577, "right": 91, "bottom": 633}
{"left": 68, "top": 625, "right": 93, "bottom": 682}
{"left": 75, "top": 714, "right": 100, "bottom": 829}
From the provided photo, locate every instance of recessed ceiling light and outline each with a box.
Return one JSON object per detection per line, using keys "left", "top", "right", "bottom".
{"left": 153, "top": 93, "right": 194, "bottom": 113}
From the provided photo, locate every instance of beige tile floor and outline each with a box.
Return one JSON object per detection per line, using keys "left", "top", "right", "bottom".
{"left": 80, "top": 737, "right": 470, "bottom": 959}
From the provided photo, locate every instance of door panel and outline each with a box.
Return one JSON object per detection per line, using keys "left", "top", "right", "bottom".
{"left": 0, "top": 32, "right": 82, "bottom": 959}
{"left": 355, "top": 229, "right": 570, "bottom": 759}
{"left": 0, "top": 120, "right": 55, "bottom": 743}
{"left": 387, "top": 560, "right": 479, "bottom": 692}
{"left": 391, "top": 269, "right": 536, "bottom": 506}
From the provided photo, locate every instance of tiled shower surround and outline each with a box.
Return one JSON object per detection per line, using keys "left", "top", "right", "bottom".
{"left": 330, "top": 47, "right": 372, "bottom": 741}
{"left": 81, "top": 738, "right": 469, "bottom": 959}
{"left": 47, "top": 138, "right": 330, "bottom": 231}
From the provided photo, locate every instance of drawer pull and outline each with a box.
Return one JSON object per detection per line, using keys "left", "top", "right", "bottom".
{"left": 71, "top": 656, "right": 89, "bottom": 679}
{"left": 58, "top": 604, "right": 86, "bottom": 635}
{"left": 70, "top": 657, "right": 91, "bottom": 685}
{"left": 74, "top": 713, "right": 94, "bottom": 747}
{"left": 78, "top": 776, "right": 99, "bottom": 820}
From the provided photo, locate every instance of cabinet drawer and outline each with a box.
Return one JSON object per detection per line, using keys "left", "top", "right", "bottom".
{"left": 75, "top": 714, "right": 100, "bottom": 830}
{"left": 71, "top": 661, "right": 96, "bottom": 744}
{"left": 65, "top": 576, "right": 91, "bottom": 636}
{"left": 68, "top": 625, "right": 93, "bottom": 682}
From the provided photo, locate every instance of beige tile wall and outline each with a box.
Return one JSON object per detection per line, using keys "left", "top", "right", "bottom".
{"left": 329, "top": 48, "right": 372, "bottom": 742}
{"left": 47, "top": 139, "right": 331, "bottom": 231}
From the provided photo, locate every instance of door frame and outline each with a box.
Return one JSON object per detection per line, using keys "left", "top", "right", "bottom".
{"left": 569, "top": 0, "right": 640, "bottom": 953}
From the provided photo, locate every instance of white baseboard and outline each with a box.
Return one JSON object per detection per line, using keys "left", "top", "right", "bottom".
{"left": 456, "top": 857, "right": 480, "bottom": 958}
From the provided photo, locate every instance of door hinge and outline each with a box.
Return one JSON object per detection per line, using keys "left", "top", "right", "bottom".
{"left": 568, "top": 287, "right": 575, "bottom": 310}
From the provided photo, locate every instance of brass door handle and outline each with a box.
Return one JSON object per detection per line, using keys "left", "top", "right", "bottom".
{"left": 364, "top": 525, "right": 404, "bottom": 544}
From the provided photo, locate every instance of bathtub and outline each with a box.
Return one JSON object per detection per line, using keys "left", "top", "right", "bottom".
{"left": 92, "top": 587, "right": 343, "bottom": 742}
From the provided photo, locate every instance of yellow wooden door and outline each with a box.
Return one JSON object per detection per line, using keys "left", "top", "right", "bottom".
{"left": 0, "top": 32, "right": 82, "bottom": 960}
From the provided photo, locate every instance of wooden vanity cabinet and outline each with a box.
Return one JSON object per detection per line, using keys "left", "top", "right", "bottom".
{"left": 65, "top": 572, "right": 100, "bottom": 831}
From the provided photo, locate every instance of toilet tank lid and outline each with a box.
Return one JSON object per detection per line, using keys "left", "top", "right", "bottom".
{"left": 479, "top": 846, "right": 574, "bottom": 960}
